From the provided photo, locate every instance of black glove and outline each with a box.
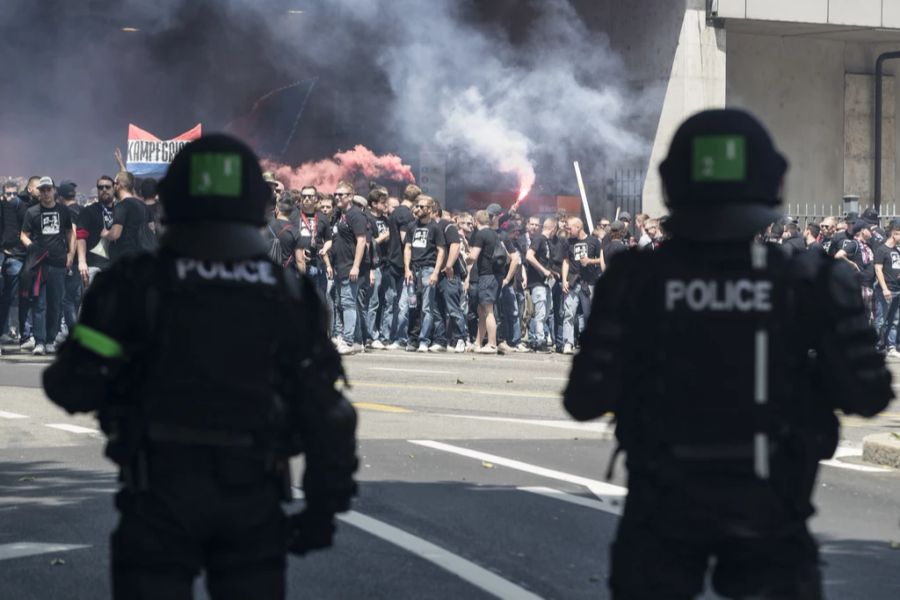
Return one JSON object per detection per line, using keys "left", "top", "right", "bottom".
{"left": 288, "top": 508, "right": 336, "bottom": 556}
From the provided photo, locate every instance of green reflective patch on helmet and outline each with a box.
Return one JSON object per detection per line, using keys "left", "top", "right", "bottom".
{"left": 189, "top": 153, "right": 242, "bottom": 197}
{"left": 71, "top": 324, "right": 123, "bottom": 359}
{"left": 692, "top": 135, "right": 746, "bottom": 182}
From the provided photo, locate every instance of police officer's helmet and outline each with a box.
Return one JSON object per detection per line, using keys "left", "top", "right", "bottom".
{"left": 659, "top": 109, "right": 788, "bottom": 242}
{"left": 159, "top": 134, "right": 269, "bottom": 226}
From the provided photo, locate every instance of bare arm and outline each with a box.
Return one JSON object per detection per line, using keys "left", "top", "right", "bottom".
{"left": 105, "top": 224, "right": 123, "bottom": 241}
{"left": 503, "top": 252, "right": 520, "bottom": 286}
{"left": 525, "top": 248, "right": 550, "bottom": 277}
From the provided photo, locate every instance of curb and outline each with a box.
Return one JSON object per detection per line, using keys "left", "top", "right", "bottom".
{"left": 862, "top": 433, "right": 900, "bottom": 469}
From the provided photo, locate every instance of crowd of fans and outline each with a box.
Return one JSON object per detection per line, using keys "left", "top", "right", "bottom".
{"left": 1, "top": 168, "right": 892, "bottom": 358}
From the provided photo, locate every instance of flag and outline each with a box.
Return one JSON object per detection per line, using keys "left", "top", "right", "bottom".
{"left": 126, "top": 124, "right": 202, "bottom": 178}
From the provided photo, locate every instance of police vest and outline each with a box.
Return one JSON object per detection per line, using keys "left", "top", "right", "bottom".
{"left": 621, "top": 242, "right": 807, "bottom": 482}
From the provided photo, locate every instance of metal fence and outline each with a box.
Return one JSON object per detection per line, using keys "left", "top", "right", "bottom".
{"left": 785, "top": 202, "right": 900, "bottom": 229}
{"left": 597, "top": 168, "right": 644, "bottom": 222}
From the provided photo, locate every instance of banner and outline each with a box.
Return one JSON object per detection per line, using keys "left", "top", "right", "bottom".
{"left": 126, "top": 124, "right": 202, "bottom": 178}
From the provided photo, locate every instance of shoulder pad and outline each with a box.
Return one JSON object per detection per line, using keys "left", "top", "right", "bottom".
{"left": 787, "top": 246, "right": 827, "bottom": 283}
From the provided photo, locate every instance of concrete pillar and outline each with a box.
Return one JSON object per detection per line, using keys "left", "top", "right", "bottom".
{"left": 641, "top": 1, "right": 727, "bottom": 217}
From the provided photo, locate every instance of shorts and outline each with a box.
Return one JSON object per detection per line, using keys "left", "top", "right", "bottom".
{"left": 477, "top": 274, "right": 500, "bottom": 306}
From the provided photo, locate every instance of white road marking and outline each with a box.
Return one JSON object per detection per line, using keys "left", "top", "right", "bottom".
{"left": 0, "top": 410, "right": 28, "bottom": 419}
{"left": 291, "top": 488, "right": 542, "bottom": 599}
{"left": 535, "top": 376, "right": 567, "bottom": 382}
{"left": 370, "top": 367, "right": 454, "bottom": 375}
{"left": 409, "top": 440, "right": 627, "bottom": 500}
{"left": 44, "top": 424, "right": 100, "bottom": 435}
{"left": 820, "top": 445, "right": 892, "bottom": 473}
{"left": 518, "top": 486, "right": 622, "bottom": 516}
{"left": 438, "top": 414, "right": 613, "bottom": 434}
{"left": 0, "top": 542, "right": 90, "bottom": 562}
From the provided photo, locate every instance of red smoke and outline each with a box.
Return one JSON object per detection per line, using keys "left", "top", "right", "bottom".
{"left": 262, "top": 145, "right": 415, "bottom": 191}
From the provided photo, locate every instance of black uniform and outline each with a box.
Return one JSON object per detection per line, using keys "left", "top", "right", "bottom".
{"left": 564, "top": 110, "right": 893, "bottom": 600}
{"left": 42, "top": 135, "right": 358, "bottom": 600}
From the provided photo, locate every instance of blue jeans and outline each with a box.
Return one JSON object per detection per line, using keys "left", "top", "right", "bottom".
{"left": 380, "top": 268, "right": 401, "bottom": 342}
{"left": 499, "top": 284, "right": 521, "bottom": 346}
{"left": 879, "top": 288, "right": 900, "bottom": 349}
{"left": 563, "top": 282, "right": 592, "bottom": 346}
{"left": 62, "top": 267, "right": 83, "bottom": 332}
{"left": 415, "top": 267, "right": 438, "bottom": 346}
{"left": 0, "top": 255, "right": 27, "bottom": 337}
{"left": 439, "top": 275, "right": 467, "bottom": 345}
{"left": 33, "top": 265, "right": 66, "bottom": 346}
{"left": 529, "top": 285, "right": 550, "bottom": 348}
{"left": 362, "top": 267, "right": 383, "bottom": 342}
{"left": 335, "top": 277, "right": 360, "bottom": 345}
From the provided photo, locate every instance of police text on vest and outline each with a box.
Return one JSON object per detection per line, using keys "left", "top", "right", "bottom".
{"left": 665, "top": 279, "right": 772, "bottom": 312}
{"left": 176, "top": 258, "right": 278, "bottom": 285}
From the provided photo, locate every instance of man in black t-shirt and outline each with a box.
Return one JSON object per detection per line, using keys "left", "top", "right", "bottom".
{"left": 20, "top": 177, "right": 74, "bottom": 354}
{"left": 58, "top": 182, "right": 82, "bottom": 338}
{"left": 525, "top": 216, "right": 558, "bottom": 352}
{"left": 601, "top": 220, "right": 628, "bottom": 271}
{"left": 467, "top": 209, "right": 502, "bottom": 353}
{"left": 331, "top": 181, "right": 369, "bottom": 355}
{"left": 497, "top": 227, "right": 524, "bottom": 353}
{"left": 362, "top": 187, "right": 391, "bottom": 349}
{"left": 387, "top": 184, "right": 419, "bottom": 349}
{"left": 874, "top": 224, "right": 900, "bottom": 354}
{"left": 293, "top": 186, "right": 333, "bottom": 301}
{"left": 107, "top": 171, "right": 147, "bottom": 263}
{"left": 403, "top": 195, "right": 445, "bottom": 352}
{"left": 433, "top": 205, "right": 468, "bottom": 353}
{"left": 76, "top": 176, "right": 116, "bottom": 287}
{"left": 835, "top": 222, "right": 875, "bottom": 323}
{"left": 561, "top": 217, "right": 602, "bottom": 354}
{"left": 266, "top": 199, "right": 303, "bottom": 271}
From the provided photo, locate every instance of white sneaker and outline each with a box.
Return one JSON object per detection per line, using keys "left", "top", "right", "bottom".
{"left": 515, "top": 343, "right": 532, "bottom": 353}
{"left": 465, "top": 341, "right": 476, "bottom": 353}
{"left": 562, "top": 343, "right": 574, "bottom": 355}
{"left": 417, "top": 343, "right": 429, "bottom": 353}
{"left": 387, "top": 341, "right": 403, "bottom": 351}
{"left": 371, "top": 340, "right": 387, "bottom": 350}
{"left": 429, "top": 344, "right": 447, "bottom": 353}
{"left": 406, "top": 343, "right": 417, "bottom": 352}
{"left": 336, "top": 341, "right": 354, "bottom": 355}
{"left": 475, "top": 345, "right": 498, "bottom": 354}
{"left": 497, "top": 342, "right": 513, "bottom": 354}
{"left": 453, "top": 340, "right": 466, "bottom": 353}
{"left": 32, "top": 344, "right": 46, "bottom": 356}
{"left": 45, "top": 343, "right": 56, "bottom": 355}
{"left": 888, "top": 348, "right": 900, "bottom": 358}
{"left": 352, "top": 343, "right": 365, "bottom": 354}
{"left": 20, "top": 337, "right": 35, "bottom": 351}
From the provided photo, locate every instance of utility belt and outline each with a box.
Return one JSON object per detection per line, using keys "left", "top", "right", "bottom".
{"left": 119, "top": 422, "right": 295, "bottom": 500}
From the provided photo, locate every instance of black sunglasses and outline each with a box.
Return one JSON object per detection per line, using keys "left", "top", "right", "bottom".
{"left": 301, "top": 194, "right": 317, "bottom": 199}
{"left": 97, "top": 184, "right": 113, "bottom": 190}
{"left": 414, "top": 204, "right": 430, "bottom": 209}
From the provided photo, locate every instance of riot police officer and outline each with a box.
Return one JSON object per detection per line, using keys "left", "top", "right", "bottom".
{"left": 564, "top": 109, "right": 892, "bottom": 599}
{"left": 43, "top": 134, "right": 358, "bottom": 599}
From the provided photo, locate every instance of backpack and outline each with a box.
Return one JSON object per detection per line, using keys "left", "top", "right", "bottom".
{"left": 492, "top": 235, "right": 511, "bottom": 273}
{"left": 266, "top": 222, "right": 294, "bottom": 266}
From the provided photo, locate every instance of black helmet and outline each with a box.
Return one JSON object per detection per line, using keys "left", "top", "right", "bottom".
{"left": 158, "top": 134, "right": 271, "bottom": 260}
{"left": 158, "top": 133, "right": 269, "bottom": 226}
{"left": 659, "top": 109, "right": 788, "bottom": 242}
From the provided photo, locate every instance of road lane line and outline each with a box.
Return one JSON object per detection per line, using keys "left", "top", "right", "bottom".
{"left": 350, "top": 380, "right": 558, "bottom": 400}
{"left": 291, "top": 488, "right": 542, "bottom": 599}
{"left": 0, "top": 410, "right": 28, "bottom": 419}
{"left": 352, "top": 402, "right": 412, "bottom": 413}
{"left": 437, "top": 414, "right": 612, "bottom": 434}
{"left": 0, "top": 542, "right": 90, "bottom": 561}
{"left": 517, "top": 486, "right": 622, "bottom": 516}
{"left": 369, "top": 367, "right": 453, "bottom": 375}
{"left": 409, "top": 440, "right": 627, "bottom": 500}
{"left": 44, "top": 424, "right": 100, "bottom": 434}
{"left": 535, "top": 377, "right": 567, "bottom": 382}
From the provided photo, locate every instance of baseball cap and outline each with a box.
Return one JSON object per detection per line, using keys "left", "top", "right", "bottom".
{"left": 609, "top": 220, "right": 626, "bottom": 232}
{"left": 58, "top": 182, "right": 77, "bottom": 199}
{"left": 37, "top": 176, "right": 54, "bottom": 189}
{"left": 262, "top": 171, "right": 277, "bottom": 184}
{"left": 486, "top": 203, "right": 503, "bottom": 217}
{"left": 618, "top": 211, "right": 632, "bottom": 221}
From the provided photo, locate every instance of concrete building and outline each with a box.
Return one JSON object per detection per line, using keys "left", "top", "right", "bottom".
{"left": 584, "top": 0, "right": 900, "bottom": 218}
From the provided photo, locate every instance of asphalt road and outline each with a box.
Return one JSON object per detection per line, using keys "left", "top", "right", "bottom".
{"left": 1, "top": 349, "right": 899, "bottom": 599}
